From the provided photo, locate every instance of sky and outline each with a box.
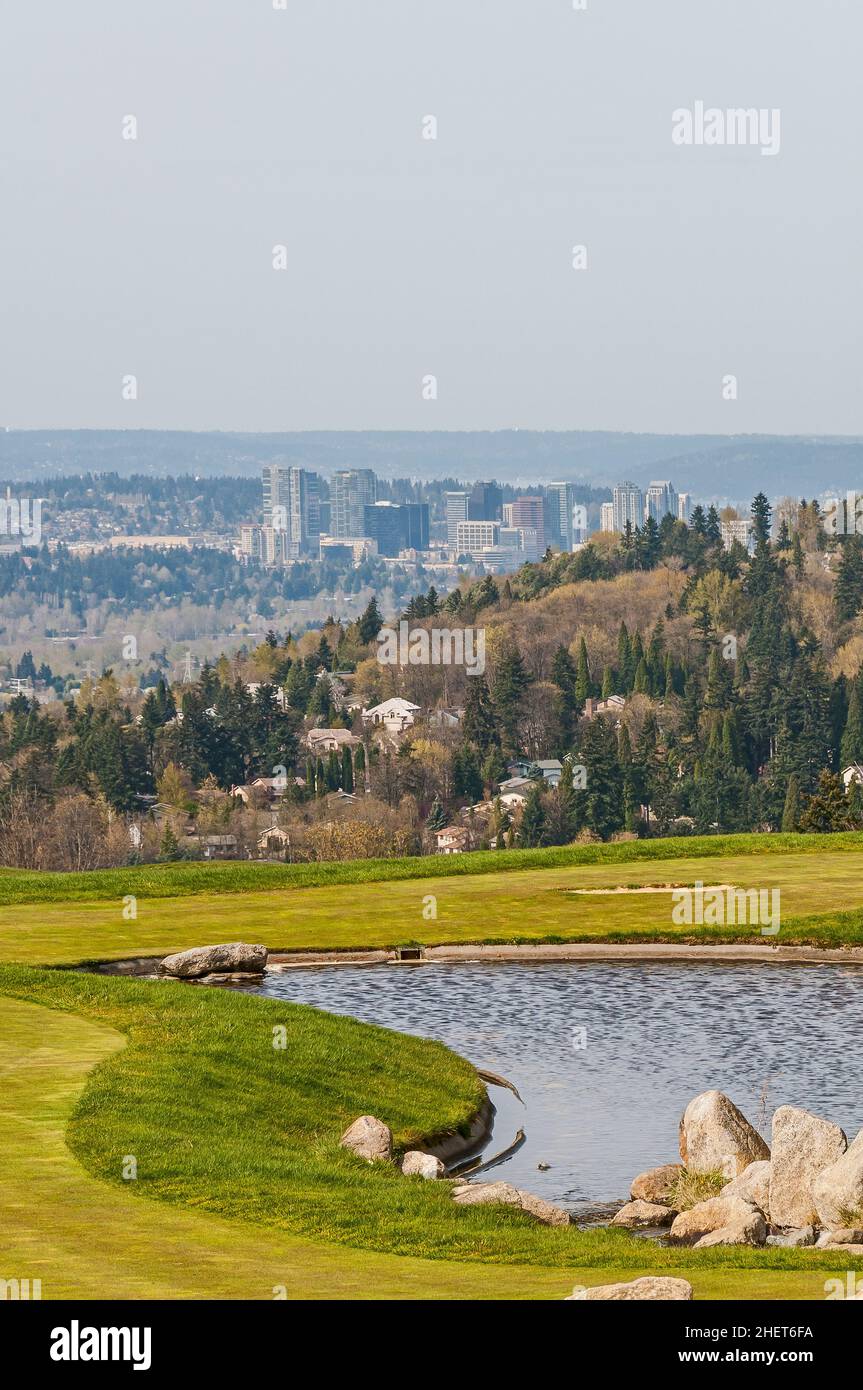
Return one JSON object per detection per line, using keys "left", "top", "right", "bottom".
{"left": 1, "top": 0, "right": 860, "bottom": 435}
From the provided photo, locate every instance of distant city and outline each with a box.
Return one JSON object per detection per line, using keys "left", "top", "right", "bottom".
{"left": 238, "top": 467, "right": 754, "bottom": 578}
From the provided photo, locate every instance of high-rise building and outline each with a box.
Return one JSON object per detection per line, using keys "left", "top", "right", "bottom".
{"left": 600, "top": 501, "right": 615, "bottom": 532}
{"left": 262, "top": 464, "right": 288, "bottom": 527}
{"left": 363, "top": 501, "right": 407, "bottom": 557}
{"left": 469, "top": 481, "right": 502, "bottom": 522}
{"left": 445, "top": 491, "right": 470, "bottom": 549}
{"left": 546, "top": 481, "right": 577, "bottom": 550}
{"left": 612, "top": 482, "right": 644, "bottom": 533}
{"left": 456, "top": 520, "right": 500, "bottom": 555}
{"left": 677, "top": 492, "right": 692, "bottom": 523}
{"left": 645, "top": 480, "right": 678, "bottom": 524}
{"left": 720, "top": 518, "right": 754, "bottom": 553}
{"left": 261, "top": 464, "right": 320, "bottom": 559}
{"left": 510, "top": 496, "right": 545, "bottom": 551}
{"left": 332, "top": 469, "right": 377, "bottom": 538}
{"left": 287, "top": 467, "right": 320, "bottom": 558}
{"left": 404, "top": 502, "right": 429, "bottom": 550}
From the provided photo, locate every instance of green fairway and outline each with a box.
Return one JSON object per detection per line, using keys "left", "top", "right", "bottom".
{"left": 3, "top": 833, "right": 863, "bottom": 1302}
{"left": 0, "top": 977, "right": 852, "bottom": 1301}
{"left": 3, "top": 835, "right": 863, "bottom": 966}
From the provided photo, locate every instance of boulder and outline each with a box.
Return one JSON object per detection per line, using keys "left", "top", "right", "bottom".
{"left": 679, "top": 1091, "right": 769, "bottom": 1178}
{"left": 724, "top": 1160, "right": 771, "bottom": 1215}
{"left": 812, "top": 1130, "right": 863, "bottom": 1231}
{"left": 815, "top": 1228, "right": 863, "bottom": 1248}
{"left": 669, "top": 1194, "right": 766, "bottom": 1247}
{"left": 452, "top": 1182, "right": 570, "bottom": 1226}
{"left": 769, "top": 1106, "right": 847, "bottom": 1228}
{"left": 611, "top": 1200, "right": 676, "bottom": 1229}
{"left": 766, "top": 1227, "right": 817, "bottom": 1248}
{"left": 567, "top": 1277, "right": 692, "bottom": 1301}
{"left": 401, "top": 1151, "right": 444, "bottom": 1180}
{"left": 339, "top": 1115, "right": 393, "bottom": 1163}
{"left": 630, "top": 1164, "right": 683, "bottom": 1205}
{"left": 692, "top": 1209, "right": 768, "bottom": 1248}
{"left": 159, "top": 942, "right": 268, "bottom": 978}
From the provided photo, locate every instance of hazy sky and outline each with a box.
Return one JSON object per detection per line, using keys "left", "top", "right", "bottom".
{"left": 1, "top": 0, "right": 860, "bottom": 435}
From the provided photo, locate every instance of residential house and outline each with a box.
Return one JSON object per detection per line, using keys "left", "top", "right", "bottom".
{"left": 258, "top": 824, "right": 290, "bottom": 857}
{"left": 362, "top": 697, "right": 420, "bottom": 734}
{"left": 201, "top": 834, "right": 238, "bottom": 860}
{"left": 842, "top": 765, "right": 863, "bottom": 793}
{"left": 583, "top": 694, "right": 626, "bottom": 720}
{"left": 435, "top": 825, "right": 470, "bottom": 854}
{"left": 305, "top": 727, "right": 362, "bottom": 755}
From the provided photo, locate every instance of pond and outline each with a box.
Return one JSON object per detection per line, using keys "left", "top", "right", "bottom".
{"left": 242, "top": 960, "right": 863, "bottom": 1216}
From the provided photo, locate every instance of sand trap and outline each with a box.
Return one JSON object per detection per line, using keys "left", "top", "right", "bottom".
{"left": 563, "top": 883, "right": 735, "bottom": 895}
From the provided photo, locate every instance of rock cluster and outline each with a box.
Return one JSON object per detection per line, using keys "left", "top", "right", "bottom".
{"left": 616, "top": 1090, "right": 863, "bottom": 1252}
{"left": 339, "top": 1113, "right": 570, "bottom": 1225}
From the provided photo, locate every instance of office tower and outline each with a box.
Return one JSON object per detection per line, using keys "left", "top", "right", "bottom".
{"left": 645, "top": 480, "right": 678, "bottom": 524}
{"left": 287, "top": 467, "right": 320, "bottom": 558}
{"left": 332, "top": 469, "right": 377, "bottom": 538}
{"left": 456, "top": 520, "right": 500, "bottom": 555}
{"left": 445, "top": 491, "right": 470, "bottom": 549}
{"left": 502, "top": 502, "right": 514, "bottom": 526}
{"left": 720, "top": 518, "right": 753, "bottom": 553}
{"left": 612, "top": 482, "right": 644, "bottom": 533}
{"left": 404, "top": 501, "right": 429, "bottom": 549}
{"left": 510, "top": 496, "right": 545, "bottom": 550}
{"left": 600, "top": 501, "right": 615, "bottom": 532}
{"left": 547, "top": 481, "right": 577, "bottom": 550}
{"left": 363, "top": 501, "right": 409, "bottom": 557}
{"left": 261, "top": 464, "right": 320, "bottom": 559}
{"left": 515, "top": 527, "right": 541, "bottom": 562}
{"left": 677, "top": 492, "right": 692, "bottom": 523}
{"left": 469, "top": 481, "right": 503, "bottom": 522}
{"left": 239, "top": 523, "right": 263, "bottom": 560}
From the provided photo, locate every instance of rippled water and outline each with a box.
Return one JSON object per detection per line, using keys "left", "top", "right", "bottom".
{"left": 244, "top": 961, "right": 863, "bottom": 1213}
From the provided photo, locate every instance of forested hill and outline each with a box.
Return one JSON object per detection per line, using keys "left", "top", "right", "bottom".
{"left": 3, "top": 430, "right": 863, "bottom": 499}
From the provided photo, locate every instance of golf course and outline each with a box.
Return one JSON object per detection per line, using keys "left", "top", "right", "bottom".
{"left": 2, "top": 831, "right": 863, "bottom": 1301}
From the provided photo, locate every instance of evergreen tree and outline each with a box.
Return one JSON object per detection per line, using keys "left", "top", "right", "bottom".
{"left": 462, "top": 676, "right": 498, "bottom": 754}
{"left": 751, "top": 492, "right": 772, "bottom": 544}
{"left": 357, "top": 597, "right": 384, "bottom": 645}
{"left": 576, "top": 717, "right": 624, "bottom": 839}
{"left": 840, "top": 669, "right": 863, "bottom": 767}
{"left": 491, "top": 645, "right": 531, "bottom": 751}
{"left": 426, "top": 796, "right": 447, "bottom": 832}
{"left": 781, "top": 773, "right": 800, "bottom": 832}
{"left": 834, "top": 538, "right": 863, "bottom": 623}
{"left": 519, "top": 783, "right": 546, "bottom": 848}
{"left": 159, "top": 822, "right": 181, "bottom": 861}
{"left": 799, "top": 771, "right": 851, "bottom": 833}
{"left": 792, "top": 532, "right": 805, "bottom": 579}
{"left": 574, "top": 638, "right": 591, "bottom": 707}
{"left": 341, "top": 744, "right": 354, "bottom": 793}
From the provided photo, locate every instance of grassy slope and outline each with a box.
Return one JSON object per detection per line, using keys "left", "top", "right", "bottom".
{"left": 2, "top": 831, "right": 863, "bottom": 905}
{"left": 3, "top": 836, "right": 863, "bottom": 966}
{"left": 0, "top": 972, "right": 852, "bottom": 1300}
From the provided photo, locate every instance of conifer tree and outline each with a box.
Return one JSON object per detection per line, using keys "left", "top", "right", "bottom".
{"left": 781, "top": 772, "right": 800, "bottom": 832}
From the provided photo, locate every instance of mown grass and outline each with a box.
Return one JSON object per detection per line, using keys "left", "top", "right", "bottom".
{"left": 0, "top": 964, "right": 858, "bottom": 1284}
{"left": 3, "top": 831, "right": 863, "bottom": 907}
{"left": 4, "top": 842, "right": 863, "bottom": 966}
